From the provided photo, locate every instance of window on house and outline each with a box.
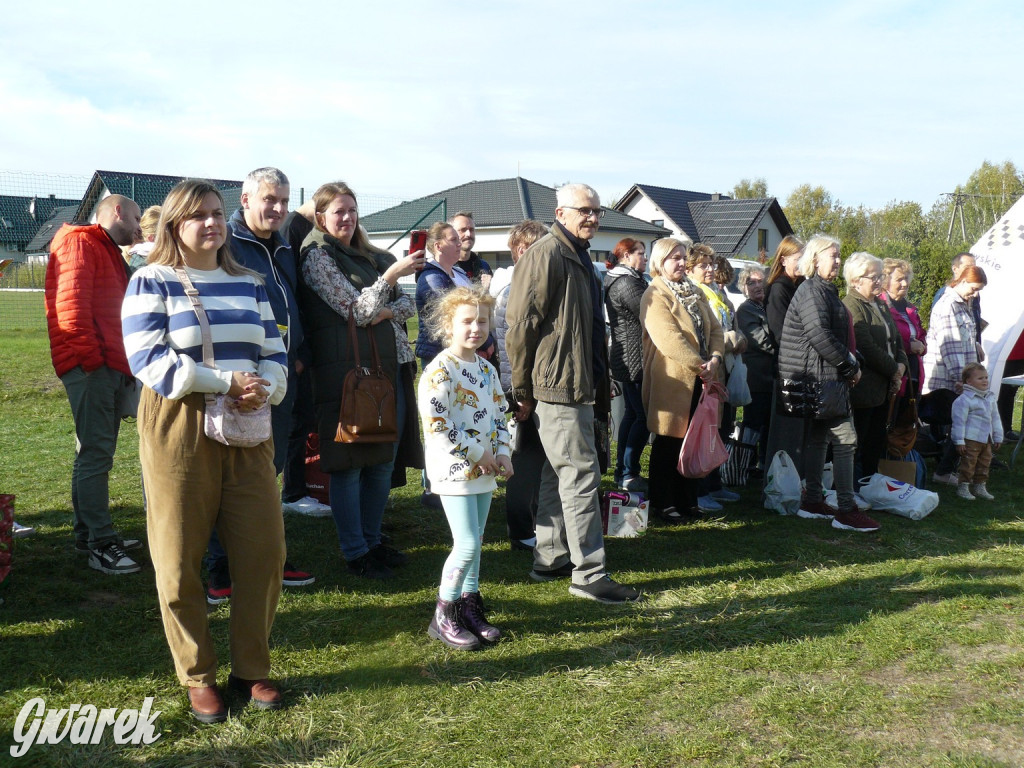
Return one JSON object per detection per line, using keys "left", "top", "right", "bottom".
{"left": 652, "top": 219, "right": 664, "bottom": 227}
{"left": 758, "top": 229, "right": 768, "bottom": 252}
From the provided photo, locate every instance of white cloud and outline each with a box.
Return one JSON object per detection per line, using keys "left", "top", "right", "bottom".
{"left": 1, "top": 0, "right": 1022, "bottom": 211}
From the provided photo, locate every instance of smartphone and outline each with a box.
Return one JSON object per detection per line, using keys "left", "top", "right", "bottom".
{"left": 409, "top": 230, "right": 427, "bottom": 254}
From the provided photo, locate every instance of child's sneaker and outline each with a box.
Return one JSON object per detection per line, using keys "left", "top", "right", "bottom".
{"left": 956, "top": 482, "right": 976, "bottom": 500}
{"left": 970, "top": 483, "right": 994, "bottom": 500}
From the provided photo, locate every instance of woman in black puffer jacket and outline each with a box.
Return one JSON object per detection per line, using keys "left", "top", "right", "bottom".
{"left": 777, "top": 235, "right": 879, "bottom": 533}
{"left": 605, "top": 238, "right": 651, "bottom": 491}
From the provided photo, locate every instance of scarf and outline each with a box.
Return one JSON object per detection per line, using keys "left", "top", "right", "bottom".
{"left": 661, "top": 276, "right": 708, "bottom": 359}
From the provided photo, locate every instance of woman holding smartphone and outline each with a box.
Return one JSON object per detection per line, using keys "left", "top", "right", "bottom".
{"left": 298, "top": 182, "right": 425, "bottom": 579}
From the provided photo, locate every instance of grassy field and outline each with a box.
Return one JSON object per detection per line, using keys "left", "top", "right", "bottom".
{"left": 3, "top": 329, "right": 1024, "bottom": 767}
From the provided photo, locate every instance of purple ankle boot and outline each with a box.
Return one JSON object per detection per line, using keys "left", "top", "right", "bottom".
{"left": 458, "top": 592, "right": 501, "bottom": 644}
{"left": 428, "top": 598, "right": 481, "bottom": 651}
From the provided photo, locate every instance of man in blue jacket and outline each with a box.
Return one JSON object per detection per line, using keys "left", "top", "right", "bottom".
{"left": 204, "top": 167, "right": 316, "bottom": 604}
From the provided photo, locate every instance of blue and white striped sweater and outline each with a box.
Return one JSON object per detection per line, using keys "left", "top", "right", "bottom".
{"left": 121, "top": 265, "right": 288, "bottom": 402}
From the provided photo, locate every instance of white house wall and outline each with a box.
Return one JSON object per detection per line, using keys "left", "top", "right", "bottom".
{"left": 619, "top": 195, "right": 691, "bottom": 240}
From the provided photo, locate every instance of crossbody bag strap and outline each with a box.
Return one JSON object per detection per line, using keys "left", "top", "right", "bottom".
{"left": 174, "top": 268, "right": 217, "bottom": 404}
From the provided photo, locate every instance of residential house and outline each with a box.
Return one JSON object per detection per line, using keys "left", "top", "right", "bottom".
{"left": 74, "top": 169, "right": 244, "bottom": 224}
{"left": 0, "top": 194, "right": 81, "bottom": 261}
{"left": 361, "top": 177, "right": 669, "bottom": 271}
{"left": 614, "top": 183, "right": 793, "bottom": 261}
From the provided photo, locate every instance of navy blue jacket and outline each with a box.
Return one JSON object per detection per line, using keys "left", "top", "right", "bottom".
{"left": 229, "top": 208, "right": 303, "bottom": 361}
{"left": 414, "top": 261, "right": 456, "bottom": 361}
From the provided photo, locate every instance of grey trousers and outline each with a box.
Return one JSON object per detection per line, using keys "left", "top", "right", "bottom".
{"left": 804, "top": 416, "right": 858, "bottom": 511}
{"left": 533, "top": 400, "right": 607, "bottom": 585}
{"left": 60, "top": 365, "right": 131, "bottom": 547}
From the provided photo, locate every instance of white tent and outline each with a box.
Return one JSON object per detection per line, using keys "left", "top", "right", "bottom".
{"left": 976, "top": 196, "right": 1024, "bottom": 384}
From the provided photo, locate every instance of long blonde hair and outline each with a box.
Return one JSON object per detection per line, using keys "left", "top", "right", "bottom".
{"left": 149, "top": 180, "right": 260, "bottom": 279}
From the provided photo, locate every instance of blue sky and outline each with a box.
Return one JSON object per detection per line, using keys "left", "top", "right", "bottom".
{"left": 2, "top": 0, "right": 1021, "bottom": 212}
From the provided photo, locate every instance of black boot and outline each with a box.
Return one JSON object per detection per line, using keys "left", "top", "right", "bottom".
{"left": 427, "top": 598, "right": 481, "bottom": 651}
{"left": 458, "top": 592, "right": 501, "bottom": 644}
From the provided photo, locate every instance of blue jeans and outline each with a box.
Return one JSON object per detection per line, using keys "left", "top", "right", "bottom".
{"left": 614, "top": 379, "right": 649, "bottom": 483}
{"left": 438, "top": 491, "right": 492, "bottom": 601}
{"left": 329, "top": 379, "right": 405, "bottom": 561}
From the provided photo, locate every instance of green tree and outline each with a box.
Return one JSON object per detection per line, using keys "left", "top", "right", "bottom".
{"left": 928, "top": 160, "right": 1023, "bottom": 244}
{"left": 784, "top": 184, "right": 838, "bottom": 239}
{"left": 836, "top": 205, "right": 870, "bottom": 251}
{"left": 732, "top": 177, "right": 769, "bottom": 199}
{"left": 870, "top": 200, "right": 926, "bottom": 254}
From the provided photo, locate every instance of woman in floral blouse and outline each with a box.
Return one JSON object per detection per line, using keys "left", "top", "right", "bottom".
{"left": 298, "top": 181, "right": 425, "bottom": 579}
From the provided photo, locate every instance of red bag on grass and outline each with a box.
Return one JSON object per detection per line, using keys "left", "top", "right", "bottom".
{"left": 677, "top": 380, "right": 729, "bottom": 479}
{"left": 0, "top": 494, "right": 14, "bottom": 586}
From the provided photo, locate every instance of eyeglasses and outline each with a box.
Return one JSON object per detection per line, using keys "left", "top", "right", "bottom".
{"left": 860, "top": 274, "right": 882, "bottom": 283}
{"left": 562, "top": 206, "right": 605, "bottom": 219}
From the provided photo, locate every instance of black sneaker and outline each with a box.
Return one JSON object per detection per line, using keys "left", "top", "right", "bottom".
{"left": 346, "top": 552, "right": 393, "bottom": 580}
{"left": 76, "top": 536, "right": 142, "bottom": 553}
{"left": 529, "top": 562, "right": 574, "bottom": 582}
{"left": 569, "top": 575, "right": 643, "bottom": 604}
{"left": 206, "top": 568, "right": 232, "bottom": 605}
{"left": 370, "top": 544, "right": 408, "bottom": 568}
{"left": 88, "top": 541, "right": 141, "bottom": 575}
{"left": 282, "top": 561, "right": 315, "bottom": 587}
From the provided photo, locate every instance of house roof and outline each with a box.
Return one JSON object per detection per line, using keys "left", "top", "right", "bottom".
{"left": 362, "top": 177, "right": 669, "bottom": 238}
{"left": 75, "top": 170, "right": 244, "bottom": 222}
{"left": 0, "top": 195, "right": 82, "bottom": 254}
{"left": 616, "top": 183, "right": 793, "bottom": 256}
{"left": 25, "top": 205, "right": 80, "bottom": 254}
{"left": 688, "top": 198, "right": 793, "bottom": 256}
{"left": 616, "top": 183, "right": 719, "bottom": 241}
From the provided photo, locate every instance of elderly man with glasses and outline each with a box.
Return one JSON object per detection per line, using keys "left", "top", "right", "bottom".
{"left": 505, "top": 184, "right": 641, "bottom": 604}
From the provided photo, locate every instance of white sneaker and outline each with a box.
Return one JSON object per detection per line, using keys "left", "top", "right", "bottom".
{"left": 970, "top": 483, "right": 994, "bottom": 500}
{"left": 282, "top": 496, "right": 332, "bottom": 517}
{"left": 12, "top": 521, "right": 36, "bottom": 538}
{"left": 956, "top": 482, "right": 976, "bottom": 500}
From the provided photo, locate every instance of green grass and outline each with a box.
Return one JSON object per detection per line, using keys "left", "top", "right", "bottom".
{"left": 3, "top": 330, "right": 1024, "bottom": 767}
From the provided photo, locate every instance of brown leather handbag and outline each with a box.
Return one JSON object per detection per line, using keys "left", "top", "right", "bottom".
{"left": 335, "top": 307, "right": 398, "bottom": 443}
{"left": 885, "top": 377, "right": 920, "bottom": 459}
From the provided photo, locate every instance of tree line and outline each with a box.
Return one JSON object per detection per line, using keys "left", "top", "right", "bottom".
{"left": 734, "top": 160, "right": 1024, "bottom": 326}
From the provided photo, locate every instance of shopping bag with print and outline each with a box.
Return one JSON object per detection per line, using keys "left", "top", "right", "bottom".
{"left": 857, "top": 474, "right": 938, "bottom": 520}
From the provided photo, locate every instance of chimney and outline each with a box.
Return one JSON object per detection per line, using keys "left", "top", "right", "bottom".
{"left": 711, "top": 193, "right": 721, "bottom": 201}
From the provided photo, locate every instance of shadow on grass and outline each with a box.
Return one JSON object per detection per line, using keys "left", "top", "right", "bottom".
{"left": 3, "top": 484, "right": 1023, "bottom": 694}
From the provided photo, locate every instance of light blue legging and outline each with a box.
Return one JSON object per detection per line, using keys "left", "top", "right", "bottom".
{"left": 438, "top": 491, "right": 493, "bottom": 601}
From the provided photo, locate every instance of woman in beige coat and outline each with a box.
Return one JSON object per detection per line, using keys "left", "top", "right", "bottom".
{"left": 641, "top": 238, "right": 724, "bottom": 521}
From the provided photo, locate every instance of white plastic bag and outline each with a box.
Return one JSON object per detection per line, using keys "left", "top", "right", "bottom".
{"left": 764, "top": 450, "right": 801, "bottom": 515}
{"left": 726, "top": 356, "right": 752, "bottom": 407}
{"left": 857, "top": 474, "right": 939, "bottom": 520}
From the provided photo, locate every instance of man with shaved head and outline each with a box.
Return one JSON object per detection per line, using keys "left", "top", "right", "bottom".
{"left": 45, "top": 193, "right": 144, "bottom": 575}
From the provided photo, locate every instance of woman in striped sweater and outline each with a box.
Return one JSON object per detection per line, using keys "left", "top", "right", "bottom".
{"left": 121, "top": 180, "right": 288, "bottom": 724}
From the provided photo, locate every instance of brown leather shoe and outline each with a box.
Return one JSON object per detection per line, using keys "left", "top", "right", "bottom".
{"left": 228, "top": 674, "right": 282, "bottom": 710}
{"left": 187, "top": 685, "right": 227, "bottom": 724}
